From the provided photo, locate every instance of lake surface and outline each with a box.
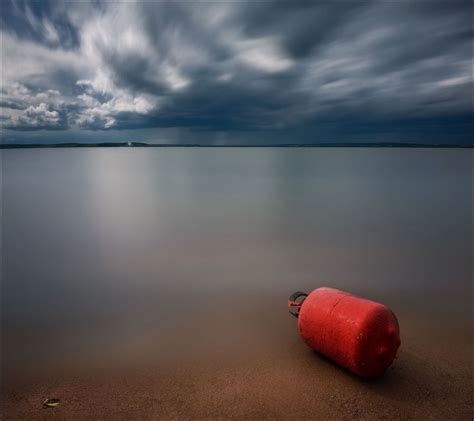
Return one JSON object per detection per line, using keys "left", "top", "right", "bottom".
{"left": 1, "top": 148, "right": 472, "bottom": 383}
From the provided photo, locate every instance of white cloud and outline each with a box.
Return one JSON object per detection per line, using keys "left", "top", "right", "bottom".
{"left": 3, "top": 102, "right": 62, "bottom": 129}
{"left": 436, "top": 76, "right": 471, "bottom": 88}
{"left": 74, "top": 89, "right": 157, "bottom": 129}
{"left": 234, "top": 37, "right": 294, "bottom": 73}
{"left": 1, "top": 32, "right": 87, "bottom": 91}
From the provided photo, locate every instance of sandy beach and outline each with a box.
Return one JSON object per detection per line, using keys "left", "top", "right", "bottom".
{"left": 2, "top": 297, "right": 472, "bottom": 420}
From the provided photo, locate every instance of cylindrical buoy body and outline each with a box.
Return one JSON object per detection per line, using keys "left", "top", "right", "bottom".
{"left": 295, "top": 287, "right": 400, "bottom": 378}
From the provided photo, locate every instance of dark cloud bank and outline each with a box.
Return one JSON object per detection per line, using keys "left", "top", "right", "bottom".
{"left": 1, "top": 1, "right": 472, "bottom": 145}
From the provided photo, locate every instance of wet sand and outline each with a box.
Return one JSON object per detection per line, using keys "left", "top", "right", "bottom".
{"left": 2, "top": 296, "right": 472, "bottom": 420}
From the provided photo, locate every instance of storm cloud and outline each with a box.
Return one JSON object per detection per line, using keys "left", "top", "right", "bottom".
{"left": 0, "top": 0, "right": 472, "bottom": 144}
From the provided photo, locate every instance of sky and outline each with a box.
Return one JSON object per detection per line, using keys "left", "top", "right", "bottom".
{"left": 0, "top": 0, "right": 472, "bottom": 145}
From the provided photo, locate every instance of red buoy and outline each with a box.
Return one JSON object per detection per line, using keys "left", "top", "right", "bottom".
{"left": 288, "top": 287, "right": 400, "bottom": 378}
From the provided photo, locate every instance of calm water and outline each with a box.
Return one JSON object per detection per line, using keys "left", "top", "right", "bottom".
{"left": 1, "top": 148, "right": 472, "bottom": 380}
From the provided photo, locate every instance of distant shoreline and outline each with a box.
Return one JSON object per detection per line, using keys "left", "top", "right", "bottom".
{"left": 1, "top": 142, "right": 472, "bottom": 149}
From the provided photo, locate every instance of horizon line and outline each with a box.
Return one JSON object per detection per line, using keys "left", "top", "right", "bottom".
{"left": 1, "top": 142, "right": 472, "bottom": 149}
